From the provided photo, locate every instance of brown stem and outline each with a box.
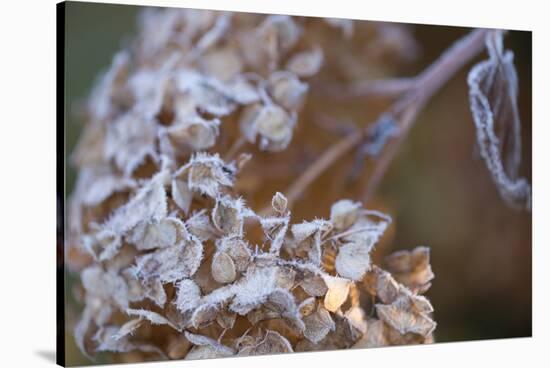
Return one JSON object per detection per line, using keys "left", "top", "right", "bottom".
{"left": 361, "top": 28, "right": 489, "bottom": 202}
{"left": 275, "top": 28, "right": 490, "bottom": 212}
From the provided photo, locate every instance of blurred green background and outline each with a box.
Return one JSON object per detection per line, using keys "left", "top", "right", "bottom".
{"left": 64, "top": 1, "right": 532, "bottom": 365}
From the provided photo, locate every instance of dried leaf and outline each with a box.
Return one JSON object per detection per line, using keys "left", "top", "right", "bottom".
{"left": 467, "top": 30, "right": 531, "bottom": 210}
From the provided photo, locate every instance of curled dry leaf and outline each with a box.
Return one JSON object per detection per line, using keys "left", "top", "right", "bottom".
{"left": 467, "top": 30, "right": 531, "bottom": 210}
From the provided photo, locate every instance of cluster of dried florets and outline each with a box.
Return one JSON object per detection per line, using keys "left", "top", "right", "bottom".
{"left": 68, "top": 8, "right": 435, "bottom": 363}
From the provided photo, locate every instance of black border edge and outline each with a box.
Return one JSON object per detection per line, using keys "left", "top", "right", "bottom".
{"left": 56, "top": 1, "right": 66, "bottom": 367}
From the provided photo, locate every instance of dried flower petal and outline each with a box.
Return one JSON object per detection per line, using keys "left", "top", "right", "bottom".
{"left": 177, "top": 152, "right": 235, "bottom": 198}
{"left": 230, "top": 266, "right": 278, "bottom": 315}
{"left": 375, "top": 293, "right": 436, "bottom": 337}
{"left": 166, "top": 115, "right": 220, "bottom": 151}
{"left": 286, "top": 47, "right": 323, "bottom": 78}
{"left": 211, "top": 251, "right": 237, "bottom": 283}
{"left": 385, "top": 246, "right": 434, "bottom": 293}
{"left": 212, "top": 196, "right": 246, "bottom": 236}
{"left": 175, "top": 279, "right": 202, "bottom": 313}
{"left": 127, "top": 217, "right": 186, "bottom": 251}
{"left": 239, "top": 103, "right": 296, "bottom": 152}
{"left": 217, "top": 236, "right": 251, "bottom": 272}
{"left": 239, "top": 330, "right": 293, "bottom": 356}
{"left": 330, "top": 199, "right": 361, "bottom": 230}
{"left": 104, "top": 111, "right": 157, "bottom": 176}
{"left": 322, "top": 275, "right": 351, "bottom": 312}
{"left": 134, "top": 236, "right": 203, "bottom": 283}
{"left": 268, "top": 71, "right": 308, "bottom": 111}
{"left": 303, "top": 304, "right": 336, "bottom": 343}
{"left": 171, "top": 177, "right": 193, "bottom": 214}
{"left": 184, "top": 332, "right": 235, "bottom": 359}
{"left": 271, "top": 192, "right": 288, "bottom": 214}
{"left": 335, "top": 241, "right": 371, "bottom": 281}
{"left": 126, "top": 308, "right": 179, "bottom": 330}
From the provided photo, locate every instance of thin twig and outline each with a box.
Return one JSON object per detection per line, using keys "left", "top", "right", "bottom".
{"left": 361, "top": 28, "right": 489, "bottom": 202}
{"left": 275, "top": 29, "right": 489, "bottom": 212}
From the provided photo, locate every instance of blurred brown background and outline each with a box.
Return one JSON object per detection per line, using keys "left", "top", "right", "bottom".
{"left": 64, "top": 2, "right": 531, "bottom": 365}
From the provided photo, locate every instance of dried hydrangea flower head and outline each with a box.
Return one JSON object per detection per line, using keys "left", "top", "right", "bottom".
{"left": 68, "top": 8, "right": 436, "bottom": 363}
